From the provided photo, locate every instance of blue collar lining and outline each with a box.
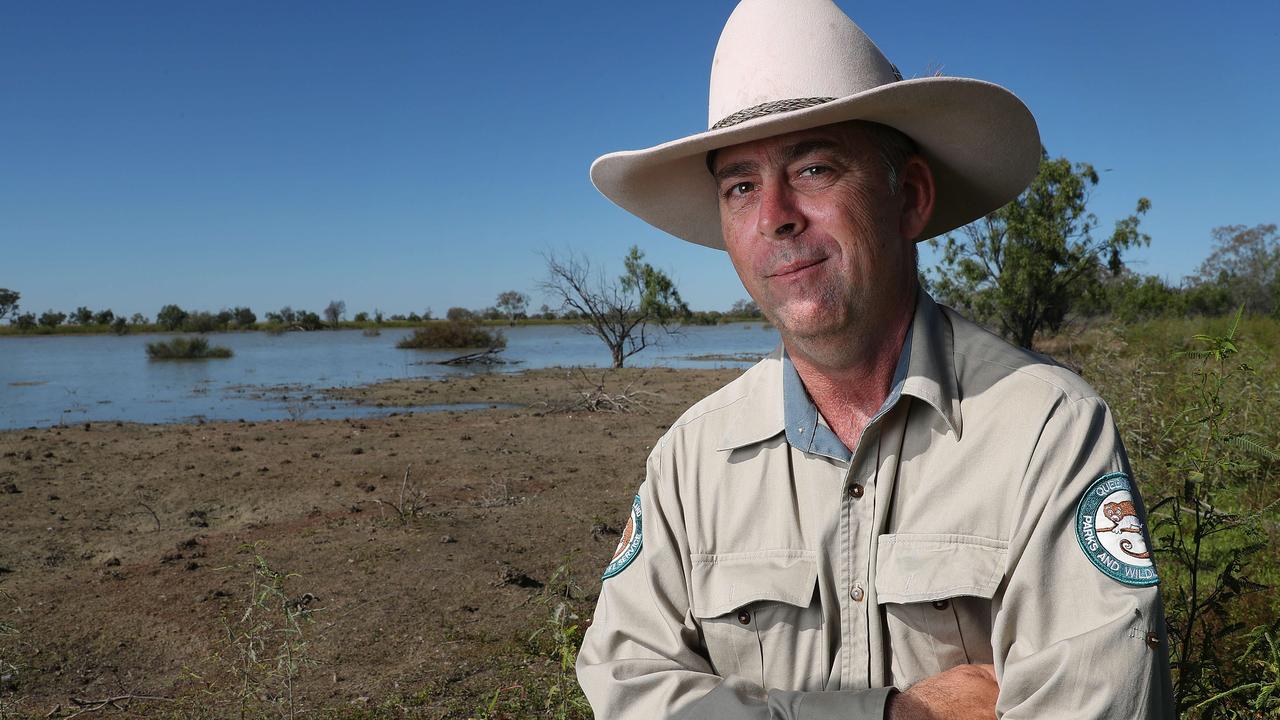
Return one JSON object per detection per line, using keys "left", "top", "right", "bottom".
{"left": 781, "top": 329, "right": 913, "bottom": 463}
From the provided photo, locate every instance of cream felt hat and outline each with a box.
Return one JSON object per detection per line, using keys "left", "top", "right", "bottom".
{"left": 590, "top": 0, "right": 1041, "bottom": 250}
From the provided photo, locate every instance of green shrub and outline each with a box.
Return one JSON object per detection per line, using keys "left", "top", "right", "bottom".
{"left": 145, "top": 336, "right": 233, "bottom": 360}
{"left": 396, "top": 319, "right": 505, "bottom": 350}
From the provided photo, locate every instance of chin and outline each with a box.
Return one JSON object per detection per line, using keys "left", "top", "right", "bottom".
{"left": 772, "top": 306, "right": 847, "bottom": 341}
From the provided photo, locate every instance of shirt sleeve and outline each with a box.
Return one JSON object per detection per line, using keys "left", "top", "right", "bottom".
{"left": 992, "top": 396, "right": 1174, "bottom": 719}
{"left": 575, "top": 452, "right": 894, "bottom": 720}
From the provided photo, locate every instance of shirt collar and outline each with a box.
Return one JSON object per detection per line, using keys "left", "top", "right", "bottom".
{"left": 717, "top": 288, "right": 962, "bottom": 453}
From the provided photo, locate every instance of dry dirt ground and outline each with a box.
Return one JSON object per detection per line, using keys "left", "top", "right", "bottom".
{"left": 0, "top": 367, "right": 743, "bottom": 718}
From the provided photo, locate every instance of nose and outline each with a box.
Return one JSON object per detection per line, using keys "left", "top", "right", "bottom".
{"left": 756, "top": 183, "right": 805, "bottom": 239}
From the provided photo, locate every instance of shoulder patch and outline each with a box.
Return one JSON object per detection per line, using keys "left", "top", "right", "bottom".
{"left": 602, "top": 494, "right": 643, "bottom": 580}
{"left": 1075, "top": 472, "right": 1159, "bottom": 587}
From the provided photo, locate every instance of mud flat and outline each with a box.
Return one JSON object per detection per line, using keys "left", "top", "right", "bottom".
{"left": 0, "top": 366, "right": 742, "bottom": 717}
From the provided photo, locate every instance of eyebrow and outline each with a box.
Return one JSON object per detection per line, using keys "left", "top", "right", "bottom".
{"left": 712, "top": 159, "right": 758, "bottom": 184}
{"left": 782, "top": 138, "right": 843, "bottom": 165}
{"left": 710, "top": 138, "right": 845, "bottom": 184}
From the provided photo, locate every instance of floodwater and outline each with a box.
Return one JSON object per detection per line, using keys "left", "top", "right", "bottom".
{"left": 0, "top": 323, "right": 779, "bottom": 429}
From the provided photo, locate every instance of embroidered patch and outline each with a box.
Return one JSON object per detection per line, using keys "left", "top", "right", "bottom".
{"left": 602, "top": 494, "right": 643, "bottom": 580}
{"left": 1075, "top": 472, "right": 1159, "bottom": 587}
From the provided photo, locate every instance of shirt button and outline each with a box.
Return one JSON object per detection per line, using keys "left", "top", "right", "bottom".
{"left": 850, "top": 585, "right": 865, "bottom": 602}
{"left": 847, "top": 484, "right": 864, "bottom": 499}
{"left": 737, "top": 610, "right": 752, "bottom": 625}
{"left": 931, "top": 599, "right": 950, "bottom": 611}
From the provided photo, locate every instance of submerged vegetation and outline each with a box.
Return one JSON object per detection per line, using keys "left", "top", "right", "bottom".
{"left": 145, "top": 336, "right": 233, "bottom": 360}
{"left": 396, "top": 319, "right": 505, "bottom": 350}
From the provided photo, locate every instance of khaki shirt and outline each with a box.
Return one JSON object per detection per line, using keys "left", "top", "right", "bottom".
{"left": 577, "top": 292, "right": 1173, "bottom": 719}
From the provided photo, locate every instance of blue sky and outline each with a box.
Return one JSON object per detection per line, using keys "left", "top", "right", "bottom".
{"left": 2, "top": 1, "right": 1277, "bottom": 320}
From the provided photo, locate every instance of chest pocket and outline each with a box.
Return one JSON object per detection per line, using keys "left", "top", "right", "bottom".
{"left": 690, "top": 550, "right": 823, "bottom": 691}
{"left": 875, "top": 533, "right": 1006, "bottom": 688}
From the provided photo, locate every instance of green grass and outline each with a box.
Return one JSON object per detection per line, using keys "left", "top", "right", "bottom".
{"left": 145, "top": 336, "right": 233, "bottom": 359}
{"left": 1054, "top": 314, "right": 1280, "bottom": 715}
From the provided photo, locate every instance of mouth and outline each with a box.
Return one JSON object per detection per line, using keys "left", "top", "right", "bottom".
{"left": 766, "top": 257, "right": 826, "bottom": 278}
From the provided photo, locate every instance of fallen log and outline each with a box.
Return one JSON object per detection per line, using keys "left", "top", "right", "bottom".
{"left": 438, "top": 347, "right": 507, "bottom": 366}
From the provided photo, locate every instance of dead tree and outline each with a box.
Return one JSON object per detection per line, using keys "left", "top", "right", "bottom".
{"left": 539, "top": 247, "right": 688, "bottom": 368}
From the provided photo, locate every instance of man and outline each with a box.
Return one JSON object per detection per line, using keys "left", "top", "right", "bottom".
{"left": 576, "top": 1, "right": 1173, "bottom": 718}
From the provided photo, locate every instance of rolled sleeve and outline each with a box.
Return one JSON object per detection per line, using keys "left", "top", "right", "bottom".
{"left": 993, "top": 396, "right": 1174, "bottom": 718}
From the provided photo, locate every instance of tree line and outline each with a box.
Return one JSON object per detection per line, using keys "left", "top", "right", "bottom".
{"left": 3, "top": 151, "right": 1276, "bottom": 354}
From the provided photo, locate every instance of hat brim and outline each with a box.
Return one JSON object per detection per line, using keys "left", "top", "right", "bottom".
{"left": 590, "top": 76, "right": 1041, "bottom": 250}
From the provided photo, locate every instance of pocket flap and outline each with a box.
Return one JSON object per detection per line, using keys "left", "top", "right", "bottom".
{"left": 875, "top": 533, "right": 1007, "bottom": 604}
{"left": 690, "top": 550, "right": 817, "bottom": 618}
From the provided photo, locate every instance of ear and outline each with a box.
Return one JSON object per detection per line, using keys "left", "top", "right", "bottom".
{"left": 897, "top": 155, "right": 936, "bottom": 242}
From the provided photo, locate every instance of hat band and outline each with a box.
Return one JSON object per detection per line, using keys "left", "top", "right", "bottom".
{"left": 710, "top": 96, "right": 836, "bottom": 130}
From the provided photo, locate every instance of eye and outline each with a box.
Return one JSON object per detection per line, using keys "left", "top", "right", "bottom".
{"left": 725, "top": 181, "right": 754, "bottom": 198}
{"left": 799, "top": 165, "right": 830, "bottom": 178}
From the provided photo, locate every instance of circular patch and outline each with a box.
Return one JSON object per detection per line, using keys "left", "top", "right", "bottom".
{"left": 1075, "top": 472, "right": 1159, "bottom": 586}
{"left": 602, "top": 494, "right": 643, "bottom": 580}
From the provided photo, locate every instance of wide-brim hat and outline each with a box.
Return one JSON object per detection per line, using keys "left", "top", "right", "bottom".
{"left": 590, "top": 0, "right": 1041, "bottom": 250}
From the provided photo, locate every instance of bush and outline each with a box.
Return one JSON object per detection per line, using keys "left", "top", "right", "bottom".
{"left": 38, "top": 310, "right": 66, "bottom": 328}
{"left": 184, "top": 311, "right": 221, "bottom": 333}
{"left": 396, "top": 319, "right": 506, "bottom": 350}
{"left": 12, "top": 313, "right": 36, "bottom": 331}
{"left": 145, "top": 336, "right": 233, "bottom": 360}
{"left": 157, "top": 304, "right": 188, "bottom": 331}
{"left": 231, "top": 306, "right": 256, "bottom": 328}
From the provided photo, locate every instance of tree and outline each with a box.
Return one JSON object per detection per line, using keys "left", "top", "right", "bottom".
{"left": 540, "top": 246, "right": 690, "bottom": 368}
{"left": 446, "top": 307, "right": 475, "bottom": 322}
{"left": 295, "top": 310, "right": 324, "bottom": 331}
{"left": 73, "top": 306, "right": 94, "bottom": 325}
{"left": 39, "top": 310, "right": 67, "bottom": 329}
{"left": 495, "top": 291, "right": 529, "bottom": 323}
{"left": 186, "top": 311, "right": 219, "bottom": 333}
{"left": 13, "top": 312, "right": 36, "bottom": 331}
{"left": 353, "top": 311, "right": 369, "bottom": 323}
{"left": 928, "top": 153, "right": 1151, "bottom": 348}
{"left": 1192, "top": 223, "right": 1278, "bottom": 317}
{"left": 111, "top": 316, "right": 129, "bottom": 335}
{"left": 130, "top": 313, "right": 148, "bottom": 325}
{"left": 156, "top": 304, "right": 188, "bottom": 331}
{"left": 231, "top": 307, "right": 256, "bottom": 328}
{"left": 0, "top": 289, "right": 19, "bottom": 321}
{"left": 324, "top": 299, "right": 346, "bottom": 326}
{"left": 729, "top": 299, "right": 762, "bottom": 318}
{"left": 93, "top": 309, "right": 115, "bottom": 326}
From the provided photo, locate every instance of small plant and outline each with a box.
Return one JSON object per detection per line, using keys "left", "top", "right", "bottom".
{"left": 0, "top": 588, "right": 21, "bottom": 709}
{"left": 527, "top": 557, "right": 591, "bottom": 720}
{"left": 396, "top": 319, "right": 506, "bottom": 350}
{"left": 205, "top": 543, "right": 318, "bottom": 720}
{"left": 146, "top": 336, "right": 233, "bottom": 360}
{"left": 1148, "top": 308, "right": 1280, "bottom": 716}
{"left": 376, "top": 464, "right": 430, "bottom": 525}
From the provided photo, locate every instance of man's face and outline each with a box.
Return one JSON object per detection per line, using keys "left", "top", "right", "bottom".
{"left": 711, "top": 122, "right": 919, "bottom": 349}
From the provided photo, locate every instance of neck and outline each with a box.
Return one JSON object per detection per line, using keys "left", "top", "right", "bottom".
{"left": 784, "top": 301, "right": 915, "bottom": 450}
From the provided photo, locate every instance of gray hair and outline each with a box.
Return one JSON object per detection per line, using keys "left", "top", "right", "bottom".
{"left": 850, "top": 120, "right": 919, "bottom": 196}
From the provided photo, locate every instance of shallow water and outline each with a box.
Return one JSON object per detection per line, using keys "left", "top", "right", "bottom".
{"left": 0, "top": 323, "right": 778, "bottom": 428}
